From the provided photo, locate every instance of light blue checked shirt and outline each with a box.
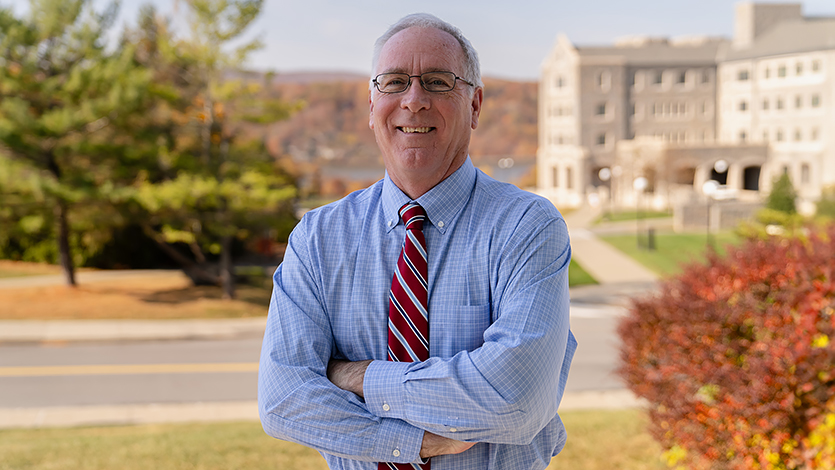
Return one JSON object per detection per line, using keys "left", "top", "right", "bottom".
{"left": 259, "top": 158, "right": 576, "bottom": 470}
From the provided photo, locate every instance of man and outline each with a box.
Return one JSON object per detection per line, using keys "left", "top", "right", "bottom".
{"left": 259, "top": 13, "right": 576, "bottom": 470}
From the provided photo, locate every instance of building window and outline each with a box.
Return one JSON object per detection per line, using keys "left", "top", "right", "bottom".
{"left": 801, "top": 164, "right": 810, "bottom": 184}
{"left": 739, "top": 100, "right": 748, "bottom": 111}
{"left": 762, "top": 130, "right": 769, "bottom": 141}
{"left": 552, "top": 166, "right": 559, "bottom": 188}
{"left": 597, "top": 71, "right": 611, "bottom": 91}
{"left": 812, "top": 60, "right": 821, "bottom": 72}
{"left": 776, "top": 129, "right": 784, "bottom": 141}
{"left": 556, "top": 76, "right": 565, "bottom": 88}
{"left": 739, "top": 130, "right": 747, "bottom": 142}
{"left": 677, "top": 71, "right": 687, "bottom": 84}
{"left": 701, "top": 70, "right": 710, "bottom": 84}
{"left": 566, "top": 167, "right": 574, "bottom": 189}
{"left": 595, "top": 103, "right": 607, "bottom": 116}
{"left": 795, "top": 95, "right": 803, "bottom": 109}
{"left": 653, "top": 71, "right": 663, "bottom": 85}
{"left": 812, "top": 94, "right": 821, "bottom": 107}
{"left": 794, "top": 129, "right": 802, "bottom": 141}
{"left": 812, "top": 128, "right": 819, "bottom": 140}
{"left": 596, "top": 133, "right": 607, "bottom": 146}
{"left": 738, "top": 69, "right": 749, "bottom": 81}
{"left": 778, "top": 65, "right": 787, "bottom": 77}
{"left": 762, "top": 99, "right": 770, "bottom": 110}
{"left": 796, "top": 62, "right": 803, "bottom": 75}
{"left": 777, "top": 98, "right": 784, "bottom": 110}
{"left": 764, "top": 67, "right": 771, "bottom": 79}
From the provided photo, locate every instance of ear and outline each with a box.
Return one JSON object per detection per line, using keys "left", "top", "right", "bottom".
{"left": 368, "top": 90, "right": 375, "bottom": 130}
{"left": 470, "top": 87, "right": 484, "bottom": 130}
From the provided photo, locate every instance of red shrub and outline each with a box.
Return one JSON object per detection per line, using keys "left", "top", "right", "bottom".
{"left": 618, "top": 224, "right": 835, "bottom": 469}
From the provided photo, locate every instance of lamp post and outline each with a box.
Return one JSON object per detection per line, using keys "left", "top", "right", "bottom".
{"left": 702, "top": 179, "right": 719, "bottom": 250}
{"left": 599, "top": 167, "right": 612, "bottom": 217}
{"left": 633, "top": 176, "right": 648, "bottom": 249}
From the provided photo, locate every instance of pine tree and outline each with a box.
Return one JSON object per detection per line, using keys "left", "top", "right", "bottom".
{"left": 766, "top": 173, "right": 798, "bottom": 215}
{"left": 0, "top": 0, "right": 151, "bottom": 285}
{"left": 128, "top": 1, "right": 298, "bottom": 299}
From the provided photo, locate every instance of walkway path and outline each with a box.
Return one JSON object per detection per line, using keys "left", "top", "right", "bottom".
{"left": 563, "top": 207, "right": 659, "bottom": 285}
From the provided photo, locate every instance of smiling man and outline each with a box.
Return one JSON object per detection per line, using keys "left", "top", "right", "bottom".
{"left": 258, "top": 13, "right": 576, "bottom": 470}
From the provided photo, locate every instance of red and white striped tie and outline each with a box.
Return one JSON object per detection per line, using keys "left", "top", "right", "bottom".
{"left": 381, "top": 202, "right": 430, "bottom": 470}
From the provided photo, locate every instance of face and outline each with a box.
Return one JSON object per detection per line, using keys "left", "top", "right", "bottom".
{"left": 369, "top": 26, "right": 483, "bottom": 198}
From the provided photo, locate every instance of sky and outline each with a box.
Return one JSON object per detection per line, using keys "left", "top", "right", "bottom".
{"left": 12, "top": 0, "right": 835, "bottom": 81}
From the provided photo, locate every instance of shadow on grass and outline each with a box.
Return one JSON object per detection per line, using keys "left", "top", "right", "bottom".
{"left": 139, "top": 284, "right": 271, "bottom": 308}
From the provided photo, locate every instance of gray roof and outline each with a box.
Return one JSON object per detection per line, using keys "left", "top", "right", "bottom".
{"left": 575, "top": 39, "right": 728, "bottom": 67}
{"left": 723, "top": 17, "right": 835, "bottom": 61}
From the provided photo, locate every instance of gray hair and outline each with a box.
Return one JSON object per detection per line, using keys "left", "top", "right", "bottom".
{"left": 371, "top": 13, "right": 483, "bottom": 89}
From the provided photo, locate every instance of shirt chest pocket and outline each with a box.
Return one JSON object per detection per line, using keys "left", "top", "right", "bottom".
{"left": 429, "top": 304, "right": 491, "bottom": 356}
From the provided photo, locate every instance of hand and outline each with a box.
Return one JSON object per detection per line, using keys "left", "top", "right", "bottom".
{"left": 327, "top": 359, "right": 372, "bottom": 397}
{"left": 419, "top": 431, "right": 476, "bottom": 459}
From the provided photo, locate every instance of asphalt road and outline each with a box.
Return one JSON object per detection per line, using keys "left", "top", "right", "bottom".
{"left": 0, "top": 305, "right": 625, "bottom": 409}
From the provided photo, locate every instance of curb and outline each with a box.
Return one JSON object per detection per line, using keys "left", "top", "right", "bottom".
{"left": 0, "top": 390, "right": 645, "bottom": 429}
{"left": 0, "top": 318, "right": 268, "bottom": 343}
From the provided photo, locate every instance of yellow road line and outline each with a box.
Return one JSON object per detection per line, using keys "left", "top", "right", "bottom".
{"left": 0, "top": 363, "right": 259, "bottom": 377}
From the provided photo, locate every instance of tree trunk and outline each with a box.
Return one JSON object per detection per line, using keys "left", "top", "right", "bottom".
{"left": 140, "top": 224, "right": 221, "bottom": 286}
{"left": 54, "top": 200, "right": 76, "bottom": 286}
{"left": 220, "top": 234, "right": 234, "bottom": 300}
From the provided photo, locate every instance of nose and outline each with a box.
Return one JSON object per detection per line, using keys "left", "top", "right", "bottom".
{"left": 400, "top": 77, "right": 431, "bottom": 113}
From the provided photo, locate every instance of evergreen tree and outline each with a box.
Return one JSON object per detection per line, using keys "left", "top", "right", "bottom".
{"left": 0, "top": 0, "right": 151, "bottom": 285}
{"left": 127, "top": 1, "right": 298, "bottom": 299}
{"left": 765, "top": 173, "right": 797, "bottom": 215}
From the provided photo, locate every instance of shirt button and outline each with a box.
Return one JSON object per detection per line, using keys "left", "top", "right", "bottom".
{"left": 387, "top": 220, "right": 392, "bottom": 227}
{"left": 392, "top": 449, "right": 401, "bottom": 457}
{"left": 450, "top": 427, "right": 458, "bottom": 432}
{"left": 382, "top": 404, "right": 390, "bottom": 412}
{"left": 437, "top": 221, "right": 445, "bottom": 228}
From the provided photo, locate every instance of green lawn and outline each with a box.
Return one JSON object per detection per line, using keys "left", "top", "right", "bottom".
{"left": 600, "top": 231, "right": 742, "bottom": 277}
{"left": 0, "top": 409, "right": 665, "bottom": 470}
{"left": 595, "top": 210, "right": 672, "bottom": 224}
{"left": 569, "top": 259, "right": 597, "bottom": 287}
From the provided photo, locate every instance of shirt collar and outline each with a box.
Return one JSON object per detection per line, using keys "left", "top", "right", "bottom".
{"left": 382, "top": 157, "right": 477, "bottom": 234}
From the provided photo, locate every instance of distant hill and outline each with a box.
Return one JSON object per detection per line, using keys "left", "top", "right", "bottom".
{"left": 254, "top": 72, "right": 538, "bottom": 196}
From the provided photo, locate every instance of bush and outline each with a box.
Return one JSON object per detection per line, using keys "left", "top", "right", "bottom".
{"left": 817, "top": 186, "right": 835, "bottom": 220}
{"left": 618, "top": 224, "right": 835, "bottom": 469}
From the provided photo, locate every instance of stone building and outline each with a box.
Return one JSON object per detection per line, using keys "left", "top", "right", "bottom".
{"left": 537, "top": 2, "right": 835, "bottom": 216}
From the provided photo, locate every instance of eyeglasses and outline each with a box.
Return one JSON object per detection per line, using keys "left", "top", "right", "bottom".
{"left": 372, "top": 72, "right": 474, "bottom": 94}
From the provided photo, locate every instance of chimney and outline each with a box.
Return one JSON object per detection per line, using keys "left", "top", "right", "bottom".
{"left": 734, "top": 2, "right": 803, "bottom": 49}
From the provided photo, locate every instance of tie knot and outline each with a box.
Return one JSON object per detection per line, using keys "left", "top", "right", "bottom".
{"left": 399, "top": 202, "right": 426, "bottom": 230}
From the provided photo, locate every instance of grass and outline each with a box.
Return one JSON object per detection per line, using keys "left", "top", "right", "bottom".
{"left": 568, "top": 259, "right": 597, "bottom": 287}
{"left": 0, "top": 409, "right": 665, "bottom": 470}
{"left": 600, "top": 231, "right": 742, "bottom": 277}
{"left": 0, "top": 260, "right": 67, "bottom": 279}
{"left": 0, "top": 263, "right": 271, "bottom": 320}
{"left": 595, "top": 210, "right": 672, "bottom": 224}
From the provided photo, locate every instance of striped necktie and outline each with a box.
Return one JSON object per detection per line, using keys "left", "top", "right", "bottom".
{"left": 381, "top": 202, "right": 430, "bottom": 470}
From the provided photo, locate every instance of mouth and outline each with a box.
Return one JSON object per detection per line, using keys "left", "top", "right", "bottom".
{"left": 397, "top": 126, "right": 435, "bottom": 134}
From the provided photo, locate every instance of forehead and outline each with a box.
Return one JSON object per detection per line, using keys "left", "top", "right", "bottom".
{"left": 377, "top": 26, "right": 466, "bottom": 74}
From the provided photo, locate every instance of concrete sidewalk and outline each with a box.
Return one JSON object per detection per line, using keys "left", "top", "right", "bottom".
{"left": 563, "top": 207, "right": 659, "bottom": 285}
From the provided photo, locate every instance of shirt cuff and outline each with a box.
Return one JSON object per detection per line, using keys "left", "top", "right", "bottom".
{"left": 364, "top": 359, "right": 410, "bottom": 420}
{"left": 372, "top": 415, "right": 424, "bottom": 464}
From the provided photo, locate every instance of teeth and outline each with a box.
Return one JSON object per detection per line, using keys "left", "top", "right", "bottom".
{"left": 400, "top": 127, "right": 432, "bottom": 133}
